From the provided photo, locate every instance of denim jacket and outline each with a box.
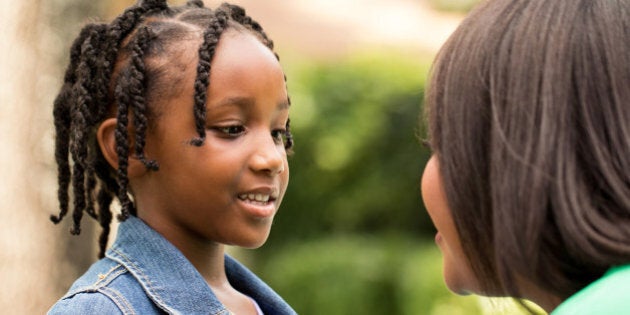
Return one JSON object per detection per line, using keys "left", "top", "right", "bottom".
{"left": 48, "top": 216, "right": 296, "bottom": 315}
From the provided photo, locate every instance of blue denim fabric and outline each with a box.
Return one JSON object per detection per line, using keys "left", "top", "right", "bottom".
{"left": 48, "top": 216, "right": 296, "bottom": 315}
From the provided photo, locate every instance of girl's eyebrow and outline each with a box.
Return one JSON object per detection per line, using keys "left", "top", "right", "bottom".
{"left": 212, "top": 96, "right": 290, "bottom": 110}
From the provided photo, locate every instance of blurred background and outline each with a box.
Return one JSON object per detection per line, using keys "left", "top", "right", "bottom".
{"left": 0, "top": 0, "right": 538, "bottom": 314}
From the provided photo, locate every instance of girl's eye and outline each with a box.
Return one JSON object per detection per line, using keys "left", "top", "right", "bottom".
{"left": 215, "top": 125, "right": 245, "bottom": 137}
{"left": 271, "top": 129, "right": 287, "bottom": 145}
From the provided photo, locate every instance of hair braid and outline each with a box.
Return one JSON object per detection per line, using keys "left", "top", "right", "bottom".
{"left": 96, "top": 187, "right": 113, "bottom": 258}
{"left": 51, "top": 25, "right": 102, "bottom": 224}
{"left": 217, "top": 3, "right": 294, "bottom": 150}
{"left": 90, "top": 25, "right": 112, "bottom": 124}
{"left": 285, "top": 118, "right": 294, "bottom": 150}
{"left": 190, "top": 11, "right": 228, "bottom": 146}
{"left": 130, "top": 26, "right": 159, "bottom": 171}
{"left": 103, "top": 2, "right": 154, "bottom": 103}
{"left": 94, "top": 151, "right": 120, "bottom": 257}
{"left": 220, "top": 3, "right": 274, "bottom": 50}
{"left": 108, "top": 4, "right": 150, "bottom": 42}
{"left": 50, "top": 91, "right": 72, "bottom": 224}
{"left": 84, "top": 174, "right": 98, "bottom": 219}
{"left": 113, "top": 77, "right": 133, "bottom": 220}
{"left": 82, "top": 25, "right": 112, "bottom": 221}
{"left": 284, "top": 75, "right": 294, "bottom": 150}
{"left": 105, "top": 3, "right": 166, "bottom": 221}
{"left": 185, "top": 0, "right": 204, "bottom": 8}
{"left": 51, "top": 3, "right": 150, "bottom": 231}
{"left": 68, "top": 27, "right": 106, "bottom": 234}
{"left": 140, "top": 0, "right": 169, "bottom": 10}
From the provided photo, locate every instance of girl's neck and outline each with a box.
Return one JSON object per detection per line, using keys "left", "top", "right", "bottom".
{"left": 137, "top": 213, "right": 229, "bottom": 286}
{"left": 180, "top": 240, "right": 228, "bottom": 287}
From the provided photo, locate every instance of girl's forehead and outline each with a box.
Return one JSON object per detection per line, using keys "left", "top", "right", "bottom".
{"left": 205, "top": 32, "right": 287, "bottom": 101}
{"left": 150, "top": 31, "right": 285, "bottom": 112}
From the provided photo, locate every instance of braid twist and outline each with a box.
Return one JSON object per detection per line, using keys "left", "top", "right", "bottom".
{"left": 52, "top": 0, "right": 163, "bottom": 234}
{"left": 68, "top": 27, "right": 105, "bottom": 234}
{"left": 285, "top": 118, "right": 294, "bottom": 150}
{"left": 217, "top": 3, "right": 293, "bottom": 150}
{"left": 85, "top": 25, "right": 110, "bottom": 220}
{"left": 220, "top": 3, "right": 274, "bottom": 50}
{"left": 103, "top": 2, "right": 153, "bottom": 102}
{"left": 113, "top": 82, "right": 133, "bottom": 220}
{"left": 140, "top": 0, "right": 168, "bottom": 11}
{"left": 96, "top": 188, "right": 113, "bottom": 258}
{"left": 186, "top": 0, "right": 205, "bottom": 8}
{"left": 190, "top": 11, "right": 228, "bottom": 146}
{"left": 94, "top": 151, "right": 121, "bottom": 257}
{"left": 130, "top": 26, "right": 159, "bottom": 171}
{"left": 284, "top": 76, "right": 294, "bottom": 150}
{"left": 51, "top": 25, "right": 101, "bottom": 224}
{"left": 90, "top": 25, "right": 112, "bottom": 123}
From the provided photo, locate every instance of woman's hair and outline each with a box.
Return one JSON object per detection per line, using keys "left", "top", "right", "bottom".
{"left": 50, "top": 0, "right": 293, "bottom": 258}
{"left": 426, "top": 0, "right": 630, "bottom": 301}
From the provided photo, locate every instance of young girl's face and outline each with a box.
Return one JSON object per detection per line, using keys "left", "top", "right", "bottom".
{"left": 421, "top": 155, "right": 479, "bottom": 295}
{"left": 132, "top": 30, "right": 290, "bottom": 250}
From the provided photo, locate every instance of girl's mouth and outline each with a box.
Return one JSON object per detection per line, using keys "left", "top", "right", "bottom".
{"left": 237, "top": 193, "right": 277, "bottom": 204}
{"left": 237, "top": 190, "right": 279, "bottom": 218}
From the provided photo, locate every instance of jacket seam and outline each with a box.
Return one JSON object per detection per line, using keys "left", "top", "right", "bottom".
{"left": 110, "top": 247, "right": 172, "bottom": 313}
{"left": 95, "top": 264, "right": 128, "bottom": 287}
{"left": 60, "top": 264, "right": 127, "bottom": 299}
{"left": 98, "top": 286, "right": 136, "bottom": 315}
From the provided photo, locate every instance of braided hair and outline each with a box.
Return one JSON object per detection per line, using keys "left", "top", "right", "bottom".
{"left": 50, "top": 0, "right": 293, "bottom": 258}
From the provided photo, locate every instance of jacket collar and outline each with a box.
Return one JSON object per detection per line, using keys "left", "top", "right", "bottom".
{"left": 106, "top": 216, "right": 296, "bottom": 314}
{"left": 107, "top": 216, "right": 226, "bottom": 314}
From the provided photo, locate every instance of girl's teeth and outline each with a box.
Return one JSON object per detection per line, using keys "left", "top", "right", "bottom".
{"left": 239, "top": 194, "right": 270, "bottom": 202}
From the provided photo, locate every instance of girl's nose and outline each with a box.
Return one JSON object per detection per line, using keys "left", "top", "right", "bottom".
{"left": 250, "top": 131, "right": 285, "bottom": 176}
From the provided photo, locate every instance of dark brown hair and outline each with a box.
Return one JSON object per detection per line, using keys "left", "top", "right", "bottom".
{"left": 426, "top": 0, "right": 630, "bottom": 302}
{"left": 50, "top": 0, "right": 293, "bottom": 258}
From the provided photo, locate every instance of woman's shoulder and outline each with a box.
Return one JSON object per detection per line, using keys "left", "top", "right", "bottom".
{"left": 552, "top": 265, "right": 630, "bottom": 314}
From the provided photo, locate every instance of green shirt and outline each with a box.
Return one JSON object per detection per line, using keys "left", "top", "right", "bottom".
{"left": 552, "top": 264, "right": 630, "bottom": 314}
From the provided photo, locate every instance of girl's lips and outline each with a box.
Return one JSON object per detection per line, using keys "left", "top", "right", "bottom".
{"left": 237, "top": 197, "right": 277, "bottom": 219}
{"left": 237, "top": 187, "right": 280, "bottom": 202}
{"left": 237, "top": 186, "right": 281, "bottom": 218}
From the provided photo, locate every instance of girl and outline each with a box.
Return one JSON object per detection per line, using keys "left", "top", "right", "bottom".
{"left": 421, "top": 0, "right": 630, "bottom": 313}
{"left": 48, "top": 1, "right": 296, "bottom": 314}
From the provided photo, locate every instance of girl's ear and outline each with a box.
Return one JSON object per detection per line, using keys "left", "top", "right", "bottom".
{"left": 97, "top": 118, "right": 119, "bottom": 169}
{"left": 96, "top": 118, "right": 147, "bottom": 179}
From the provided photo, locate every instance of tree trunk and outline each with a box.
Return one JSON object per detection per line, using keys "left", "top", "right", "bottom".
{"left": 0, "top": 1, "right": 102, "bottom": 313}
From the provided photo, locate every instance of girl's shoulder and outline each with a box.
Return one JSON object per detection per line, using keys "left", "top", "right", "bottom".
{"left": 48, "top": 289, "right": 124, "bottom": 315}
{"left": 552, "top": 264, "right": 630, "bottom": 315}
{"left": 47, "top": 258, "right": 162, "bottom": 315}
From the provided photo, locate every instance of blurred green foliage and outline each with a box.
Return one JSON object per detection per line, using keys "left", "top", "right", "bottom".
{"left": 267, "top": 52, "right": 433, "bottom": 246}
{"left": 243, "top": 52, "right": 538, "bottom": 314}
{"left": 427, "top": 0, "right": 482, "bottom": 13}
{"left": 259, "top": 236, "right": 483, "bottom": 314}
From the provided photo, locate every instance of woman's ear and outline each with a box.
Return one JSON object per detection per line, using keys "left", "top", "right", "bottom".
{"left": 96, "top": 118, "right": 147, "bottom": 179}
